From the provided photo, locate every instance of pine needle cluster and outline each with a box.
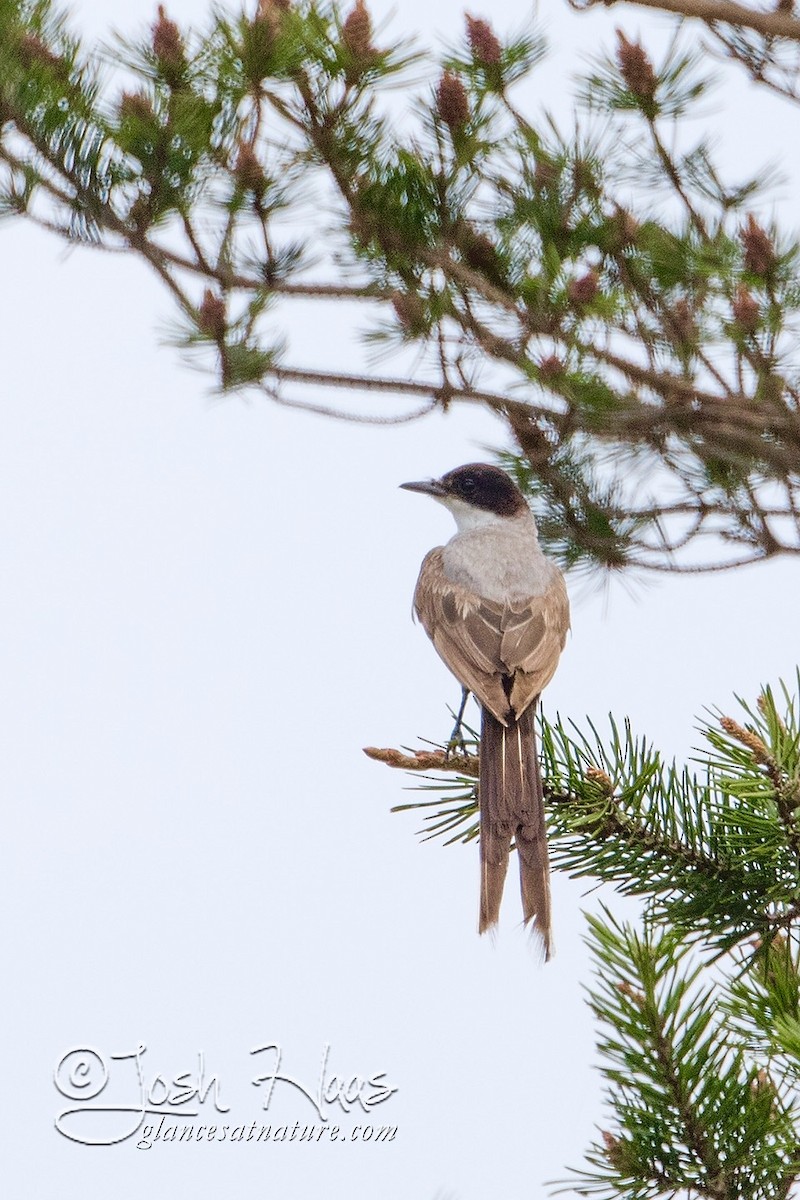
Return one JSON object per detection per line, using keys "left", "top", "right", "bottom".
{"left": 1, "top": 0, "right": 799, "bottom": 572}
{"left": 383, "top": 675, "right": 800, "bottom": 1195}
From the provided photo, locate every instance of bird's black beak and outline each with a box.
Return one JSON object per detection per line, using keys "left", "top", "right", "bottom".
{"left": 400, "top": 478, "right": 447, "bottom": 498}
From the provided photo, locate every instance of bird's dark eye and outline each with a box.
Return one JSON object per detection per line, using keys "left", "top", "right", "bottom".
{"left": 460, "top": 476, "right": 476, "bottom": 494}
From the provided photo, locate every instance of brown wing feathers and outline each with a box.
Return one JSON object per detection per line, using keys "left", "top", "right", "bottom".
{"left": 413, "top": 548, "right": 567, "bottom": 724}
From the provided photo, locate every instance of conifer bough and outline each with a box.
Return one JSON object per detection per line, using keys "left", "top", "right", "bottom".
{"left": 1, "top": 0, "right": 799, "bottom": 573}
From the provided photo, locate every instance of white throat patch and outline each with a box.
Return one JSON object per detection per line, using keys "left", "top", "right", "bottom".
{"left": 439, "top": 494, "right": 523, "bottom": 534}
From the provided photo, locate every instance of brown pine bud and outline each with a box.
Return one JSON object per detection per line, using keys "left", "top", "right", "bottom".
{"left": 437, "top": 72, "right": 469, "bottom": 130}
{"left": 534, "top": 159, "right": 558, "bottom": 190}
{"left": 751, "top": 1068, "right": 773, "bottom": 1094}
{"left": 462, "top": 231, "right": 501, "bottom": 278}
{"left": 119, "top": 91, "right": 155, "bottom": 123}
{"left": 538, "top": 354, "right": 563, "bottom": 381}
{"left": 617, "top": 980, "right": 645, "bottom": 1005}
{"left": 391, "top": 290, "right": 426, "bottom": 335}
{"left": 568, "top": 269, "right": 599, "bottom": 306}
{"left": 741, "top": 214, "right": 776, "bottom": 276}
{"left": 616, "top": 30, "right": 657, "bottom": 101}
{"left": 601, "top": 1131, "right": 637, "bottom": 1172}
{"left": 732, "top": 286, "right": 759, "bottom": 333}
{"left": 128, "top": 194, "right": 153, "bottom": 231}
{"left": 776, "top": 0, "right": 794, "bottom": 13}
{"left": 254, "top": 0, "right": 290, "bottom": 37}
{"left": 671, "top": 298, "right": 695, "bottom": 342}
{"left": 466, "top": 15, "right": 502, "bottom": 65}
{"left": 719, "top": 715, "right": 772, "bottom": 765}
{"left": 601, "top": 1131, "right": 627, "bottom": 1169}
{"left": 342, "top": 0, "right": 373, "bottom": 58}
{"left": 153, "top": 6, "right": 182, "bottom": 60}
{"left": 18, "top": 33, "right": 64, "bottom": 71}
{"left": 234, "top": 143, "right": 266, "bottom": 195}
{"left": 757, "top": 693, "right": 787, "bottom": 730}
{"left": 611, "top": 205, "right": 638, "bottom": 248}
{"left": 198, "top": 290, "right": 226, "bottom": 340}
{"left": 586, "top": 766, "right": 614, "bottom": 795}
{"left": 257, "top": 0, "right": 290, "bottom": 15}
{"left": 151, "top": 5, "right": 185, "bottom": 87}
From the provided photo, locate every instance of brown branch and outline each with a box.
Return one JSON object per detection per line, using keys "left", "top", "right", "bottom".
{"left": 592, "top": 0, "right": 800, "bottom": 41}
{"left": 647, "top": 119, "right": 708, "bottom": 239}
{"left": 261, "top": 380, "right": 437, "bottom": 424}
{"left": 430, "top": 249, "right": 740, "bottom": 407}
{"left": 712, "top": 28, "right": 800, "bottom": 102}
{"left": 363, "top": 746, "right": 479, "bottom": 775}
{"left": 271, "top": 364, "right": 504, "bottom": 407}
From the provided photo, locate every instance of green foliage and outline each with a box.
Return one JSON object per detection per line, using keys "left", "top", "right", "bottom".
{"left": 0, "top": 0, "right": 798, "bottom": 571}
{"left": 392, "top": 677, "right": 800, "bottom": 1196}
{"left": 563, "top": 917, "right": 800, "bottom": 1199}
{"left": 396, "top": 675, "right": 800, "bottom": 955}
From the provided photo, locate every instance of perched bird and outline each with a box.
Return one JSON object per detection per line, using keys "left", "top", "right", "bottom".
{"left": 401, "top": 463, "right": 569, "bottom": 957}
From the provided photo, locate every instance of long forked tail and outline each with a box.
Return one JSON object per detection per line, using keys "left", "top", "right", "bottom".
{"left": 478, "top": 704, "right": 552, "bottom": 958}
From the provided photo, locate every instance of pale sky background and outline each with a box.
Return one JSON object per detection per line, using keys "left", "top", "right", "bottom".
{"left": 3, "top": 1, "right": 799, "bottom": 1197}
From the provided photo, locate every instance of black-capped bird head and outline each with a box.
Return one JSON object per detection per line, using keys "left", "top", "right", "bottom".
{"left": 400, "top": 463, "right": 528, "bottom": 530}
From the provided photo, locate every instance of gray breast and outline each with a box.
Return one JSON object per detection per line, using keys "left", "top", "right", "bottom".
{"left": 441, "top": 524, "right": 554, "bottom": 603}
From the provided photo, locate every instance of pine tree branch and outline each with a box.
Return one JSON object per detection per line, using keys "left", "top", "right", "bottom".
{"left": 261, "top": 375, "right": 438, "bottom": 423}
{"left": 573, "top": 917, "right": 800, "bottom": 1197}
{"left": 270, "top": 365, "right": 502, "bottom": 408}
{"left": 2, "top": 1, "right": 800, "bottom": 570}
{"left": 381, "top": 685, "right": 800, "bottom": 952}
{"left": 647, "top": 1011, "right": 728, "bottom": 1194}
{"left": 581, "top": 0, "right": 800, "bottom": 42}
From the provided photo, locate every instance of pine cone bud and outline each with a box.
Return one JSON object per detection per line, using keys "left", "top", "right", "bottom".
{"left": 198, "top": 290, "right": 226, "bottom": 340}
{"left": 741, "top": 214, "right": 776, "bottom": 276}
{"left": 568, "top": 269, "right": 599, "bottom": 307}
{"left": 534, "top": 159, "right": 558, "bottom": 190}
{"left": 342, "top": 0, "right": 373, "bottom": 58}
{"left": 611, "top": 205, "right": 638, "bottom": 248}
{"left": 152, "top": 6, "right": 185, "bottom": 80}
{"left": 732, "top": 285, "right": 760, "bottom": 332}
{"left": 671, "top": 298, "right": 695, "bottom": 342}
{"left": 601, "top": 1132, "right": 627, "bottom": 1169}
{"left": 391, "top": 290, "right": 426, "bottom": 335}
{"left": 463, "top": 231, "right": 500, "bottom": 277}
{"left": 616, "top": 30, "right": 656, "bottom": 101}
{"left": 234, "top": 143, "right": 266, "bottom": 195}
{"left": 466, "top": 15, "right": 502, "bottom": 65}
{"left": 586, "top": 766, "right": 614, "bottom": 795}
{"left": 617, "top": 980, "right": 645, "bottom": 1005}
{"left": 257, "top": 0, "right": 291, "bottom": 15}
{"left": 538, "top": 354, "right": 563, "bottom": 381}
{"left": 436, "top": 72, "right": 469, "bottom": 130}
{"left": 128, "top": 194, "right": 153, "bottom": 231}
{"left": 18, "top": 33, "right": 64, "bottom": 71}
{"left": 719, "top": 715, "right": 771, "bottom": 764}
{"left": 751, "top": 1068, "right": 773, "bottom": 1095}
{"left": 119, "top": 91, "right": 155, "bottom": 123}
{"left": 254, "top": 0, "right": 291, "bottom": 36}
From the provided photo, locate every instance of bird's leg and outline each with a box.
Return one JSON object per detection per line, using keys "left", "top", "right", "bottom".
{"left": 445, "top": 687, "right": 471, "bottom": 760}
